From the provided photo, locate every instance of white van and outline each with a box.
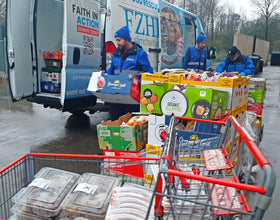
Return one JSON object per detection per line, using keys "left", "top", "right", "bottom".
{"left": 5, "top": 0, "right": 214, "bottom": 114}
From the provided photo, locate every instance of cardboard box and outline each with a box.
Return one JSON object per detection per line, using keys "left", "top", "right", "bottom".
{"left": 88, "top": 72, "right": 141, "bottom": 104}
{"left": 247, "top": 102, "right": 263, "bottom": 116}
{"left": 148, "top": 114, "right": 223, "bottom": 147}
{"left": 41, "top": 81, "right": 61, "bottom": 93}
{"left": 249, "top": 78, "right": 266, "bottom": 90}
{"left": 141, "top": 83, "right": 167, "bottom": 114}
{"left": 248, "top": 89, "right": 265, "bottom": 103}
{"left": 182, "top": 75, "right": 249, "bottom": 110}
{"left": 41, "top": 67, "right": 61, "bottom": 83}
{"left": 97, "top": 113, "right": 148, "bottom": 151}
{"left": 148, "top": 114, "right": 169, "bottom": 146}
{"left": 184, "top": 86, "right": 228, "bottom": 120}
{"left": 141, "top": 73, "right": 249, "bottom": 113}
{"left": 144, "top": 144, "right": 162, "bottom": 186}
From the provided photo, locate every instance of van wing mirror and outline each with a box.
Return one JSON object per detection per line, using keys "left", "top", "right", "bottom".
{"left": 73, "top": 47, "right": 80, "bottom": 64}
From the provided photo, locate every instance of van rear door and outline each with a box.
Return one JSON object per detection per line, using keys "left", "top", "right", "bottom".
{"left": 6, "top": 0, "right": 35, "bottom": 101}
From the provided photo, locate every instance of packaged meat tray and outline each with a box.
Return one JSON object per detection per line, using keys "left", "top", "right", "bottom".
{"left": 12, "top": 167, "right": 80, "bottom": 218}
{"left": 61, "top": 173, "right": 121, "bottom": 219}
{"left": 105, "top": 183, "right": 154, "bottom": 220}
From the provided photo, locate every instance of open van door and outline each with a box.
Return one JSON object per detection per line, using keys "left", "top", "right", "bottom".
{"left": 6, "top": 0, "right": 35, "bottom": 101}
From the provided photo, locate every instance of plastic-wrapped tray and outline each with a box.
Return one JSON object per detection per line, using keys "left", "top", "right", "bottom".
{"left": 105, "top": 183, "right": 154, "bottom": 220}
{"left": 12, "top": 167, "right": 80, "bottom": 218}
{"left": 62, "top": 173, "right": 121, "bottom": 219}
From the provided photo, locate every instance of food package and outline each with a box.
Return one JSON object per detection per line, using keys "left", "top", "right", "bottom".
{"left": 11, "top": 167, "right": 80, "bottom": 218}
{"left": 105, "top": 183, "right": 154, "bottom": 220}
{"left": 61, "top": 173, "right": 121, "bottom": 219}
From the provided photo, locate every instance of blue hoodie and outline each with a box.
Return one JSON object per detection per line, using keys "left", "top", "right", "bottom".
{"left": 107, "top": 42, "right": 154, "bottom": 75}
{"left": 216, "top": 54, "right": 255, "bottom": 76}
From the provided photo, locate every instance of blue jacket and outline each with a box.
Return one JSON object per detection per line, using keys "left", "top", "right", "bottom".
{"left": 107, "top": 42, "right": 153, "bottom": 75}
{"left": 216, "top": 54, "right": 255, "bottom": 76}
{"left": 182, "top": 46, "right": 206, "bottom": 72}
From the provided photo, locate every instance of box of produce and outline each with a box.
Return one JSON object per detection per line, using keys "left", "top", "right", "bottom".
{"left": 184, "top": 86, "right": 228, "bottom": 120}
{"left": 184, "top": 74, "right": 249, "bottom": 110}
{"left": 148, "top": 114, "right": 224, "bottom": 147}
{"left": 41, "top": 67, "right": 61, "bottom": 83}
{"left": 97, "top": 113, "right": 148, "bottom": 151}
{"left": 41, "top": 81, "right": 61, "bottom": 93}
{"left": 88, "top": 72, "right": 141, "bottom": 104}
{"left": 248, "top": 89, "right": 265, "bottom": 104}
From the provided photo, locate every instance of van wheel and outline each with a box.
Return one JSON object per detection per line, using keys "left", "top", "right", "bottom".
{"left": 255, "top": 60, "right": 260, "bottom": 73}
{"left": 107, "top": 103, "right": 124, "bottom": 121}
{"left": 259, "top": 61, "right": 264, "bottom": 72}
{"left": 70, "top": 110, "right": 85, "bottom": 115}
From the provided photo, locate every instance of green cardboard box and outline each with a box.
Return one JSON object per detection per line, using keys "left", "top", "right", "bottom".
{"left": 140, "top": 83, "right": 167, "bottom": 114}
{"left": 184, "top": 86, "right": 228, "bottom": 120}
{"left": 97, "top": 113, "right": 148, "bottom": 151}
{"left": 248, "top": 89, "right": 264, "bottom": 104}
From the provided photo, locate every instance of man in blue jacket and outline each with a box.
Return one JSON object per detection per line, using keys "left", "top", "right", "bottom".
{"left": 216, "top": 46, "right": 255, "bottom": 76}
{"left": 182, "top": 35, "right": 207, "bottom": 72}
{"left": 106, "top": 26, "right": 153, "bottom": 119}
{"left": 107, "top": 26, "right": 153, "bottom": 75}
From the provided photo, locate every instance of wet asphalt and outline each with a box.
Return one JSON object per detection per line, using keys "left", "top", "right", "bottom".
{"left": 1, "top": 64, "right": 280, "bottom": 218}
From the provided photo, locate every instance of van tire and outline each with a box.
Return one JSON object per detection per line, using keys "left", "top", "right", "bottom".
{"left": 106, "top": 103, "right": 140, "bottom": 120}
{"left": 70, "top": 110, "right": 85, "bottom": 115}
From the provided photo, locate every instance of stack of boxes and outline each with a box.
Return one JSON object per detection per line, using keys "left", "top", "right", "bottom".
{"left": 140, "top": 73, "right": 230, "bottom": 120}
{"left": 41, "top": 51, "right": 62, "bottom": 93}
{"left": 247, "top": 78, "right": 266, "bottom": 116}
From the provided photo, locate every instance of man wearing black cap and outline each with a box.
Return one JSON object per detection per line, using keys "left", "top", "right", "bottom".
{"left": 107, "top": 26, "right": 153, "bottom": 75}
{"left": 216, "top": 46, "right": 255, "bottom": 76}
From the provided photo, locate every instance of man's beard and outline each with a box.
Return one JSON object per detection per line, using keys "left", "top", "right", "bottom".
{"left": 119, "top": 42, "right": 128, "bottom": 52}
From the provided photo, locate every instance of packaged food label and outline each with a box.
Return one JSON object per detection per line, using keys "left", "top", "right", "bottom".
{"left": 29, "top": 178, "right": 50, "bottom": 189}
{"left": 74, "top": 183, "right": 98, "bottom": 194}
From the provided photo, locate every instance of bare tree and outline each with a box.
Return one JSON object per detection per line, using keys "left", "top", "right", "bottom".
{"left": 251, "top": 0, "right": 280, "bottom": 40}
{"left": 0, "top": 0, "right": 5, "bottom": 23}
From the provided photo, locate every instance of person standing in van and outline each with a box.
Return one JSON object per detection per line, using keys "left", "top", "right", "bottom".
{"left": 182, "top": 35, "right": 207, "bottom": 72}
{"left": 107, "top": 26, "right": 153, "bottom": 75}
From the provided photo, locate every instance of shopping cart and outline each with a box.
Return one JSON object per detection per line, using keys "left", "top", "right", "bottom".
{"left": 147, "top": 115, "right": 276, "bottom": 219}
{"left": 0, "top": 153, "right": 159, "bottom": 219}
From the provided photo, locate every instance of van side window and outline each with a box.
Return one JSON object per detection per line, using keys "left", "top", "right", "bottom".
{"left": 73, "top": 47, "right": 80, "bottom": 65}
{"left": 184, "top": 15, "right": 196, "bottom": 49}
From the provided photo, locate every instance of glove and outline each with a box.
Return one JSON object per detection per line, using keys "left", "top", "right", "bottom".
{"left": 240, "top": 72, "right": 246, "bottom": 76}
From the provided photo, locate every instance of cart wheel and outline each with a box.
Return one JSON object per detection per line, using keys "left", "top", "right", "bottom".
{"left": 258, "top": 124, "right": 264, "bottom": 143}
{"left": 232, "top": 215, "right": 241, "bottom": 220}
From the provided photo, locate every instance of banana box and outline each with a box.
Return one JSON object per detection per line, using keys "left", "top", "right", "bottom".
{"left": 97, "top": 113, "right": 148, "bottom": 152}
{"left": 182, "top": 75, "right": 249, "bottom": 110}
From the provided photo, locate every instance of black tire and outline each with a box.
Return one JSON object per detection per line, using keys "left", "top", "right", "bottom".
{"left": 255, "top": 60, "right": 260, "bottom": 74}
{"left": 259, "top": 61, "right": 264, "bottom": 72}
{"left": 70, "top": 110, "right": 85, "bottom": 115}
{"left": 106, "top": 102, "right": 140, "bottom": 120}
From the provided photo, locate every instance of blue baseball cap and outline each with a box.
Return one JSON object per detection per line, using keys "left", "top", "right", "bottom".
{"left": 114, "top": 26, "right": 132, "bottom": 42}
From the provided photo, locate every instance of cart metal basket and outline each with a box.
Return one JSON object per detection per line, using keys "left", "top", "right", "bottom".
{"left": 0, "top": 115, "right": 276, "bottom": 220}
{"left": 0, "top": 153, "right": 159, "bottom": 219}
{"left": 147, "top": 115, "right": 276, "bottom": 220}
